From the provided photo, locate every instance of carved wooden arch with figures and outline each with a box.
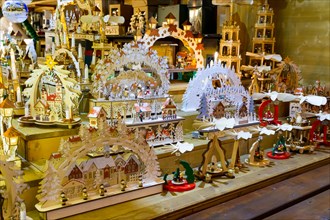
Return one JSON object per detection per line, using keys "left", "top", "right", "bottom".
{"left": 92, "top": 43, "right": 170, "bottom": 98}
{"left": 35, "top": 120, "right": 161, "bottom": 210}
{"left": 139, "top": 26, "right": 204, "bottom": 68}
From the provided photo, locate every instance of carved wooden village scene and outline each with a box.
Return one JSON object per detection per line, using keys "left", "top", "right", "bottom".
{"left": 91, "top": 42, "right": 184, "bottom": 146}
{"left": 183, "top": 60, "right": 257, "bottom": 126}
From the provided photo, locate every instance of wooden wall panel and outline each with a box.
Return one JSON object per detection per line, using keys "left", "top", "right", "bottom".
{"left": 271, "top": 0, "right": 330, "bottom": 87}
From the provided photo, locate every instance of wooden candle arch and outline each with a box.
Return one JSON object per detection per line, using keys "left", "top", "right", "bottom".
{"left": 140, "top": 26, "right": 204, "bottom": 68}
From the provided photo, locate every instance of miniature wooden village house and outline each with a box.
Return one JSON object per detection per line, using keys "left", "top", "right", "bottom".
{"left": 162, "top": 97, "right": 177, "bottom": 120}
{"left": 62, "top": 153, "right": 141, "bottom": 199}
{"left": 213, "top": 102, "right": 225, "bottom": 119}
{"left": 34, "top": 77, "right": 63, "bottom": 121}
{"left": 87, "top": 106, "right": 107, "bottom": 128}
{"left": 134, "top": 102, "right": 151, "bottom": 122}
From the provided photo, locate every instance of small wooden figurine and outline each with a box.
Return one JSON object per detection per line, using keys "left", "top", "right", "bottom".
{"left": 99, "top": 184, "right": 107, "bottom": 196}
{"left": 163, "top": 160, "right": 195, "bottom": 192}
{"left": 82, "top": 187, "right": 88, "bottom": 200}
{"left": 60, "top": 192, "right": 68, "bottom": 206}
{"left": 245, "top": 136, "right": 270, "bottom": 167}
{"left": 267, "top": 130, "right": 291, "bottom": 159}
{"left": 120, "top": 179, "right": 127, "bottom": 191}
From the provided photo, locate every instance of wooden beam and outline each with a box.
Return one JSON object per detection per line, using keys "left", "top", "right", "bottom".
{"left": 29, "top": 0, "right": 57, "bottom": 6}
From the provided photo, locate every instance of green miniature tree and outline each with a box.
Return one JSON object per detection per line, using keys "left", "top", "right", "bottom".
{"left": 180, "top": 160, "right": 195, "bottom": 184}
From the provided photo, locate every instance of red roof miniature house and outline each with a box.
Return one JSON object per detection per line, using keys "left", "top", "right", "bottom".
{"left": 161, "top": 97, "right": 177, "bottom": 120}
{"left": 87, "top": 106, "right": 107, "bottom": 128}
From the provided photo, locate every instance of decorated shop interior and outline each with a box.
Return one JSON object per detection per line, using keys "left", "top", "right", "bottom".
{"left": 0, "top": 0, "right": 329, "bottom": 219}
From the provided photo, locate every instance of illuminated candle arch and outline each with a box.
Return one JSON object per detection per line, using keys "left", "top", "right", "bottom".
{"left": 140, "top": 26, "right": 204, "bottom": 68}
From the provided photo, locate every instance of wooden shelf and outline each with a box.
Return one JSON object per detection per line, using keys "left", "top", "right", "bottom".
{"left": 26, "top": 147, "right": 330, "bottom": 219}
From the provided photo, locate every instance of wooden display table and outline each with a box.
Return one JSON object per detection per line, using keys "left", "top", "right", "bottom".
{"left": 26, "top": 147, "right": 329, "bottom": 219}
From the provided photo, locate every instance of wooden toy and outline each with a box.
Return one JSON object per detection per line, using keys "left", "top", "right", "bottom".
{"left": 258, "top": 98, "right": 281, "bottom": 127}
{"left": 196, "top": 131, "right": 235, "bottom": 180}
{"left": 267, "top": 130, "right": 291, "bottom": 159}
{"left": 242, "top": 53, "right": 282, "bottom": 94}
{"left": 163, "top": 160, "right": 195, "bottom": 192}
{"left": 309, "top": 113, "right": 330, "bottom": 147}
{"left": 286, "top": 124, "right": 315, "bottom": 154}
{"left": 251, "top": 0, "right": 276, "bottom": 56}
{"left": 35, "top": 113, "right": 163, "bottom": 219}
{"left": 245, "top": 127, "right": 275, "bottom": 167}
{"left": 269, "top": 57, "right": 302, "bottom": 93}
{"left": 227, "top": 130, "right": 252, "bottom": 173}
{"left": 18, "top": 58, "right": 81, "bottom": 128}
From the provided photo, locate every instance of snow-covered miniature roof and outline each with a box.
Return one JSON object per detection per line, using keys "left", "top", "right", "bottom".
{"left": 162, "top": 97, "right": 176, "bottom": 109}
{"left": 134, "top": 103, "right": 151, "bottom": 113}
{"left": 87, "top": 106, "right": 106, "bottom": 118}
{"left": 80, "top": 157, "right": 116, "bottom": 172}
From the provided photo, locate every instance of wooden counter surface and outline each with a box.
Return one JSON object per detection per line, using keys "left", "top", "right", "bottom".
{"left": 27, "top": 147, "right": 330, "bottom": 220}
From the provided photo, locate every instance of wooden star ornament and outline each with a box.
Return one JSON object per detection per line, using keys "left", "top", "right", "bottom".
{"left": 45, "top": 55, "right": 58, "bottom": 70}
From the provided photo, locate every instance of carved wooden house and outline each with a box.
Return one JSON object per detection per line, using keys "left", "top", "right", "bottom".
{"left": 161, "top": 97, "right": 177, "bottom": 120}
{"left": 212, "top": 102, "right": 225, "bottom": 119}
{"left": 87, "top": 106, "right": 107, "bottom": 129}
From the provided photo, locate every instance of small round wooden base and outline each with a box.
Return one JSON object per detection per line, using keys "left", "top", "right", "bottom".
{"left": 163, "top": 180, "right": 196, "bottom": 192}
{"left": 267, "top": 151, "right": 291, "bottom": 159}
{"left": 245, "top": 158, "right": 270, "bottom": 167}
